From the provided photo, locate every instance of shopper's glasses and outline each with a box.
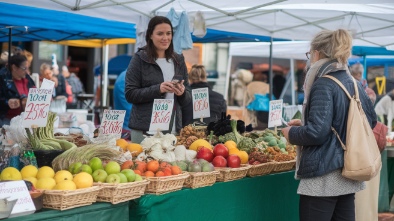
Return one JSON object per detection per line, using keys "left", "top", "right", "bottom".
{"left": 18, "top": 66, "right": 27, "bottom": 71}
{"left": 305, "top": 52, "right": 311, "bottom": 59}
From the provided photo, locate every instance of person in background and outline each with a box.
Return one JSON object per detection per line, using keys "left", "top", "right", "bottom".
{"left": 51, "top": 64, "right": 68, "bottom": 100}
{"left": 374, "top": 89, "right": 394, "bottom": 132}
{"left": 23, "top": 50, "right": 33, "bottom": 75}
{"left": 39, "top": 63, "right": 53, "bottom": 85}
{"left": 281, "top": 29, "right": 376, "bottom": 221}
{"left": 272, "top": 71, "right": 286, "bottom": 99}
{"left": 0, "top": 51, "right": 9, "bottom": 70}
{"left": 0, "top": 54, "right": 36, "bottom": 127}
{"left": 182, "top": 64, "right": 226, "bottom": 125}
{"left": 62, "top": 65, "right": 84, "bottom": 109}
{"left": 350, "top": 63, "right": 368, "bottom": 89}
{"left": 125, "top": 16, "right": 191, "bottom": 144}
{"left": 253, "top": 71, "right": 269, "bottom": 83}
{"left": 114, "top": 70, "right": 132, "bottom": 130}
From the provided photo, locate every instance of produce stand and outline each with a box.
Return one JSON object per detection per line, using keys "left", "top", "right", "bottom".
{"left": 7, "top": 202, "right": 129, "bottom": 221}
{"left": 129, "top": 170, "right": 300, "bottom": 221}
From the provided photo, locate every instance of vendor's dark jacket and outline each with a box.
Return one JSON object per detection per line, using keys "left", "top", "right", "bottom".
{"left": 55, "top": 74, "right": 68, "bottom": 98}
{"left": 288, "top": 70, "right": 377, "bottom": 178}
{"left": 0, "top": 67, "right": 36, "bottom": 119}
{"left": 125, "top": 49, "right": 191, "bottom": 132}
{"left": 182, "top": 82, "right": 227, "bottom": 125}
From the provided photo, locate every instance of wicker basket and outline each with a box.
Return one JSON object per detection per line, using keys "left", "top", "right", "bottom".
{"left": 183, "top": 170, "right": 219, "bottom": 189}
{"left": 144, "top": 172, "right": 189, "bottom": 195}
{"left": 247, "top": 162, "right": 276, "bottom": 177}
{"left": 94, "top": 179, "right": 149, "bottom": 204}
{"left": 273, "top": 160, "right": 296, "bottom": 172}
{"left": 43, "top": 186, "right": 101, "bottom": 211}
{"left": 215, "top": 165, "right": 251, "bottom": 182}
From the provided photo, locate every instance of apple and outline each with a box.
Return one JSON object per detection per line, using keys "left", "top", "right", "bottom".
{"left": 79, "top": 164, "right": 93, "bottom": 175}
{"left": 117, "top": 173, "right": 128, "bottom": 183}
{"left": 92, "top": 169, "right": 108, "bottom": 182}
{"left": 213, "top": 143, "right": 229, "bottom": 159}
{"left": 105, "top": 161, "right": 121, "bottom": 175}
{"left": 89, "top": 157, "right": 103, "bottom": 172}
{"left": 196, "top": 147, "right": 214, "bottom": 162}
{"left": 106, "top": 174, "right": 121, "bottom": 184}
{"left": 69, "top": 162, "right": 82, "bottom": 174}
{"left": 212, "top": 156, "right": 227, "bottom": 167}
{"left": 121, "top": 169, "right": 136, "bottom": 182}
{"left": 227, "top": 154, "right": 241, "bottom": 168}
{"left": 134, "top": 174, "right": 143, "bottom": 181}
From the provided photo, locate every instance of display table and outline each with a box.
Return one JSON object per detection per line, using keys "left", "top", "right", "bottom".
{"left": 129, "top": 171, "right": 300, "bottom": 221}
{"left": 7, "top": 202, "right": 129, "bottom": 221}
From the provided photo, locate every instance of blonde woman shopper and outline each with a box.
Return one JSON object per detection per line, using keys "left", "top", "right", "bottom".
{"left": 282, "top": 29, "right": 377, "bottom": 221}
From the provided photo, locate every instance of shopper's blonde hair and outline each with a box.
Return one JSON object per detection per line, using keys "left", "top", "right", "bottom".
{"left": 350, "top": 63, "right": 364, "bottom": 76}
{"left": 310, "top": 29, "right": 352, "bottom": 64}
{"left": 39, "top": 63, "right": 51, "bottom": 76}
{"left": 189, "top": 64, "right": 207, "bottom": 83}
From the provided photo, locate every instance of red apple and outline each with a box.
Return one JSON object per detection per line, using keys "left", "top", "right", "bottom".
{"left": 212, "top": 156, "right": 227, "bottom": 167}
{"left": 227, "top": 154, "right": 241, "bottom": 168}
{"left": 196, "top": 147, "right": 214, "bottom": 162}
{"left": 213, "top": 143, "right": 229, "bottom": 158}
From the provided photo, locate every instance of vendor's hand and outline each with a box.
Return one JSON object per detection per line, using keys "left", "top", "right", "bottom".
{"left": 288, "top": 119, "right": 302, "bottom": 126}
{"left": 281, "top": 126, "right": 292, "bottom": 141}
{"left": 56, "top": 95, "right": 67, "bottom": 101}
{"left": 160, "top": 81, "right": 175, "bottom": 93}
{"left": 173, "top": 80, "right": 185, "bottom": 96}
{"left": 8, "top": 98, "right": 20, "bottom": 109}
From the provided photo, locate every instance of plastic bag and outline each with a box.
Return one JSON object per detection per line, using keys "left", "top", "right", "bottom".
{"left": 246, "top": 94, "right": 270, "bottom": 111}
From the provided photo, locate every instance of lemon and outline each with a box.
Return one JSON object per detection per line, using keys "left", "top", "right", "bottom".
{"left": 54, "top": 170, "right": 73, "bottom": 184}
{"left": 24, "top": 177, "right": 38, "bottom": 187}
{"left": 21, "top": 165, "right": 38, "bottom": 179}
{"left": 36, "top": 166, "right": 55, "bottom": 179}
{"left": 189, "top": 139, "right": 212, "bottom": 151}
{"left": 53, "top": 180, "right": 77, "bottom": 190}
{"left": 36, "top": 177, "right": 56, "bottom": 190}
{"left": 229, "top": 148, "right": 240, "bottom": 155}
{"left": 73, "top": 172, "right": 93, "bottom": 189}
{"left": 0, "top": 167, "right": 22, "bottom": 181}
{"left": 234, "top": 150, "right": 249, "bottom": 164}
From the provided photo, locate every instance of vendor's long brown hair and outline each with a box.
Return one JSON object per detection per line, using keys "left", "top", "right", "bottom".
{"left": 143, "top": 16, "right": 174, "bottom": 61}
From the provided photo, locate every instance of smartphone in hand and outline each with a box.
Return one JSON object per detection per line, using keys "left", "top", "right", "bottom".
{"left": 171, "top": 75, "right": 183, "bottom": 84}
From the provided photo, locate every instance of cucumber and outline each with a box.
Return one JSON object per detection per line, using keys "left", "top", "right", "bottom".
{"left": 40, "top": 140, "right": 62, "bottom": 150}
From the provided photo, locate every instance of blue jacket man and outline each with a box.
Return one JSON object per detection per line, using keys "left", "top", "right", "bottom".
{"left": 114, "top": 70, "right": 132, "bottom": 130}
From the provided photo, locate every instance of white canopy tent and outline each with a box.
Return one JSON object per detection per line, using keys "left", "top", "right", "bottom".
{"left": 3, "top": 0, "right": 394, "bottom": 104}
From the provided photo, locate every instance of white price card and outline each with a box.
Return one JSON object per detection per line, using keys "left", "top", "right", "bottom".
{"left": 0, "top": 181, "right": 36, "bottom": 218}
{"left": 22, "top": 88, "right": 53, "bottom": 128}
{"left": 40, "top": 78, "right": 55, "bottom": 90}
{"left": 268, "top": 99, "right": 283, "bottom": 128}
{"left": 99, "top": 109, "right": 126, "bottom": 138}
{"left": 148, "top": 99, "right": 174, "bottom": 132}
{"left": 192, "top": 88, "right": 210, "bottom": 119}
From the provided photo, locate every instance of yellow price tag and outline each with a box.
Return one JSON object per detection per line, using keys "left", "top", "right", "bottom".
{"left": 376, "top": 77, "right": 386, "bottom": 95}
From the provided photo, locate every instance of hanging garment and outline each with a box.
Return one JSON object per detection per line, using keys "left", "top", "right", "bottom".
{"left": 135, "top": 15, "right": 150, "bottom": 52}
{"left": 166, "top": 8, "right": 193, "bottom": 53}
{"left": 193, "top": 11, "right": 207, "bottom": 38}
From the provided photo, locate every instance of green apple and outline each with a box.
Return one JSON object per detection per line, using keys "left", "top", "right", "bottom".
{"left": 134, "top": 174, "right": 143, "bottom": 181}
{"left": 92, "top": 169, "right": 108, "bottom": 182}
{"left": 117, "top": 173, "right": 127, "bottom": 183}
{"left": 89, "top": 157, "right": 103, "bottom": 172}
{"left": 79, "top": 164, "right": 93, "bottom": 175}
{"left": 121, "top": 169, "right": 136, "bottom": 182}
{"left": 69, "top": 162, "right": 82, "bottom": 174}
{"left": 106, "top": 174, "right": 121, "bottom": 184}
{"left": 105, "top": 161, "right": 121, "bottom": 175}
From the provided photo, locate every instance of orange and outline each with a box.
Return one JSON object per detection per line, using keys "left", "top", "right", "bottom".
{"left": 229, "top": 148, "right": 240, "bottom": 155}
{"left": 224, "top": 141, "right": 237, "bottom": 151}
{"left": 126, "top": 143, "right": 143, "bottom": 157}
{"left": 116, "top": 139, "right": 129, "bottom": 151}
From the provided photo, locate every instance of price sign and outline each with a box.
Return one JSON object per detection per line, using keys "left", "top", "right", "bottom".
{"left": 192, "top": 88, "right": 210, "bottom": 119}
{"left": 149, "top": 99, "right": 174, "bottom": 132}
{"left": 40, "top": 78, "right": 55, "bottom": 90}
{"left": 0, "top": 181, "right": 36, "bottom": 218}
{"left": 99, "top": 110, "right": 126, "bottom": 138}
{"left": 22, "top": 88, "right": 53, "bottom": 128}
{"left": 268, "top": 99, "right": 283, "bottom": 128}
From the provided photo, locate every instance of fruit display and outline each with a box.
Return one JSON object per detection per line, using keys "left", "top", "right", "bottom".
{"left": 173, "top": 159, "right": 215, "bottom": 173}
{"left": 136, "top": 131, "right": 178, "bottom": 162}
{"left": 192, "top": 143, "right": 245, "bottom": 169}
{"left": 176, "top": 124, "right": 207, "bottom": 148}
{"left": 217, "top": 120, "right": 255, "bottom": 153}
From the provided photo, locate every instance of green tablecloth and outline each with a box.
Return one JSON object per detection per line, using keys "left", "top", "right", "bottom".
{"left": 129, "top": 171, "right": 300, "bottom": 221}
{"left": 7, "top": 202, "right": 129, "bottom": 221}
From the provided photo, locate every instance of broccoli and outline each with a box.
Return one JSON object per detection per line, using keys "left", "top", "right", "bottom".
{"left": 238, "top": 137, "right": 255, "bottom": 153}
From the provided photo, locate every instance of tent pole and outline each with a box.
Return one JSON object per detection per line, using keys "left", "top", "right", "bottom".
{"left": 269, "top": 37, "right": 273, "bottom": 100}
{"left": 100, "top": 40, "right": 103, "bottom": 113}
{"left": 290, "top": 58, "right": 295, "bottom": 105}
{"left": 102, "top": 44, "right": 109, "bottom": 107}
{"left": 363, "top": 55, "right": 367, "bottom": 80}
{"left": 8, "top": 27, "right": 12, "bottom": 67}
